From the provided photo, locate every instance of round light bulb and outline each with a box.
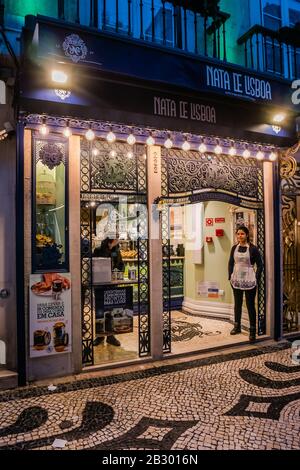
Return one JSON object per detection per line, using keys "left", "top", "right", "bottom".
{"left": 256, "top": 151, "right": 264, "bottom": 161}
{"left": 214, "top": 144, "right": 222, "bottom": 155}
{"left": 164, "top": 138, "right": 173, "bottom": 149}
{"left": 110, "top": 150, "right": 117, "bottom": 157}
{"left": 198, "top": 143, "right": 207, "bottom": 153}
{"left": 107, "top": 131, "right": 116, "bottom": 143}
{"left": 90, "top": 201, "right": 96, "bottom": 207}
{"left": 182, "top": 140, "right": 191, "bottom": 151}
{"left": 146, "top": 135, "right": 155, "bottom": 146}
{"left": 127, "top": 151, "right": 133, "bottom": 159}
{"left": 92, "top": 148, "right": 99, "bottom": 156}
{"left": 39, "top": 123, "right": 49, "bottom": 136}
{"left": 269, "top": 151, "right": 278, "bottom": 161}
{"left": 85, "top": 128, "right": 95, "bottom": 141}
{"left": 229, "top": 146, "right": 236, "bottom": 156}
{"left": 127, "top": 133, "right": 136, "bottom": 145}
{"left": 63, "top": 127, "right": 72, "bottom": 138}
{"left": 243, "top": 149, "right": 250, "bottom": 158}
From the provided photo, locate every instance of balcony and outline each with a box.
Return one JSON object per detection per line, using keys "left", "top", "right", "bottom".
{"left": 237, "top": 24, "right": 300, "bottom": 81}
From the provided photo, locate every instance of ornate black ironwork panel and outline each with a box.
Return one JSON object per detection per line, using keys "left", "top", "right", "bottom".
{"left": 80, "top": 139, "right": 149, "bottom": 365}
{"left": 280, "top": 144, "right": 300, "bottom": 333}
{"left": 80, "top": 139, "right": 147, "bottom": 194}
{"left": 164, "top": 149, "right": 260, "bottom": 199}
{"left": 161, "top": 155, "right": 171, "bottom": 353}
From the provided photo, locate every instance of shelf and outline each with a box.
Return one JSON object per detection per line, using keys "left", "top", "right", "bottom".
{"left": 123, "top": 257, "right": 185, "bottom": 262}
{"left": 93, "top": 280, "right": 140, "bottom": 286}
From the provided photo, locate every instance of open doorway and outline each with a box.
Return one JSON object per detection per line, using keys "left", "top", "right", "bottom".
{"left": 165, "top": 200, "right": 259, "bottom": 354}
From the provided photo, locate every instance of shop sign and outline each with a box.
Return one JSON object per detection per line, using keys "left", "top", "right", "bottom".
{"left": 154, "top": 96, "right": 216, "bottom": 123}
{"left": 29, "top": 273, "right": 72, "bottom": 357}
{"left": 205, "top": 65, "right": 272, "bottom": 101}
{"left": 94, "top": 285, "right": 134, "bottom": 335}
{"left": 215, "top": 218, "right": 225, "bottom": 223}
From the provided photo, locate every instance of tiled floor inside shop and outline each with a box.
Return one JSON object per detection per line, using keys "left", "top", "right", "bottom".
{"left": 93, "top": 311, "right": 252, "bottom": 365}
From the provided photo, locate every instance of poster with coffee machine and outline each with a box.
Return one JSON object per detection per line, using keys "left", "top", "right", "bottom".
{"left": 29, "top": 273, "right": 72, "bottom": 357}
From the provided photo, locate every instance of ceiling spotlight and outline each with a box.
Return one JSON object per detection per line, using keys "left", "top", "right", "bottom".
{"left": 214, "top": 143, "right": 222, "bottom": 155}
{"left": 51, "top": 70, "right": 68, "bottom": 84}
{"left": 182, "top": 138, "right": 191, "bottom": 152}
{"left": 107, "top": 129, "right": 116, "bottom": 143}
{"left": 39, "top": 117, "right": 49, "bottom": 136}
{"left": 256, "top": 150, "right": 265, "bottom": 161}
{"left": 85, "top": 124, "right": 95, "bottom": 141}
{"left": 269, "top": 151, "right": 278, "bottom": 161}
{"left": 164, "top": 134, "right": 173, "bottom": 149}
{"left": 273, "top": 113, "right": 286, "bottom": 123}
{"left": 229, "top": 142, "right": 236, "bottom": 156}
{"left": 127, "top": 133, "right": 136, "bottom": 145}
{"left": 242, "top": 148, "right": 251, "bottom": 158}
{"left": 127, "top": 151, "right": 133, "bottom": 158}
{"left": 146, "top": 133, "right": 155, "bottom": 146}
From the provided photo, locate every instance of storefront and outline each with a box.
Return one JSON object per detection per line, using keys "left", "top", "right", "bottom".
{"left": 16, "top": 15, "right": 299, "bottom": 382}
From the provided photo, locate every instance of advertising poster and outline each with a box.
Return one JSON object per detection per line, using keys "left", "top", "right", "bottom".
{"left": 29, "top": 273, "right": 72, "bottom": 357}
{"left": 94, "top": 285, "right": 133, "bottom": 336}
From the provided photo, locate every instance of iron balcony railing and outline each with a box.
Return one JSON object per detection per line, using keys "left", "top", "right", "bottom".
{"left": 51, "top": 0, "right": 230, "bottom": 61}
{"left": 238, "top": 24, "right": 300, "bottom": 81}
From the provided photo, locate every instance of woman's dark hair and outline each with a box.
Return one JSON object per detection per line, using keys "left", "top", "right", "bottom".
{"left": 236, "top": 225, "right": 250, "bottom": 242}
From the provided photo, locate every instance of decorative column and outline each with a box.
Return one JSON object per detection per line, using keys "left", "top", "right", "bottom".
{"left": 147, "top": 146, "right": 163, "bottom": 359}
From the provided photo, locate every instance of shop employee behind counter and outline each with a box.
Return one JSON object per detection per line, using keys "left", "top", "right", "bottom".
{"left": 93, "top": 238, "right": 125, "bottom": 347}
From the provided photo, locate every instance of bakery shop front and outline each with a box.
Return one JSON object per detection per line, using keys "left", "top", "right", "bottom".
{"left": 16, "top": 15, "right": 298, "bottom": 383}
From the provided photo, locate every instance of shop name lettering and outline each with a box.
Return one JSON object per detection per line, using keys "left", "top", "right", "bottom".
{"left": 206, "top": 66, "right": 272, "bottom": 100}
{"left": 37, "top": 303, "right": 64, "bottom": 319}
{"left": 154, "top": 97, "right": 216, "bottom": 123}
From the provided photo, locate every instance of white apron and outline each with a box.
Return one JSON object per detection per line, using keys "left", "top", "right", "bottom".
{"left": 230, "top": 244, "right": 256, "bottom": 290}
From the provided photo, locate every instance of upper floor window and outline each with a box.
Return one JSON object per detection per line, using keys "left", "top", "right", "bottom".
{"left": 263, "top": 0, "right": 282, "bottom": 30}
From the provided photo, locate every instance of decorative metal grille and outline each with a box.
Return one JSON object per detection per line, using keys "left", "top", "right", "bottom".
{"left": 161, "top": 154, "right": 171, "bottom": 352}
{"left": 280, "top": 143, "right": 300, "bottom": 333}
{"left": 80, "top": 139, "right": 149, "bottom": 365}
{"left": 80, "top": 139, "right": 147, "bottom": 194}
{"left": 165, "top": 149, "right": 260, "bottom": 198}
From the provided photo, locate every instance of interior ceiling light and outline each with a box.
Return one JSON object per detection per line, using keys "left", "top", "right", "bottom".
{"left": 110, "top": 150, "right": 117, "bottom": 157}
{"left": 127, "top": 151, "right": 133, "bottom": 158}
{"left": 51, "top": 70, "right": 68, "bottom": 84}
{"left": 127, "top": 133, "right": 136, "bottom": 145}
{"left": 85, "top": 124, "right": 95, "bottom": 141}
{"left": 92, "top": 148, "right": 99, "bottom": 156}
{"left": 107, "top": 129, "right": 116, "bottom": 143}
{"left": 273, "top": 113, "right": 286, "bottom": 123}
{"left": 146, "top": 133, "right": 155, "bottom": 146}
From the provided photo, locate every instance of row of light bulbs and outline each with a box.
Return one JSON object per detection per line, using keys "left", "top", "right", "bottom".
{"left": 38, "top": 119, "right": 278, "bottom": 161}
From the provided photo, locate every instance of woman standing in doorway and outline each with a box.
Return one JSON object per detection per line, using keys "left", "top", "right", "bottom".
{"left": 228, "top": 226, "right": 263, "bottom": 342}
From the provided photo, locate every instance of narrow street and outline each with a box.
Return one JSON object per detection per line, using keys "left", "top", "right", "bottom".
{"left": 0, "top": 342, "right": 299, "bottom": 451}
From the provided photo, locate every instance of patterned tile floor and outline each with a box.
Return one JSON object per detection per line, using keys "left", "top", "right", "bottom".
{"left": 0, "top": 342, "right": 300, "bottom": 450}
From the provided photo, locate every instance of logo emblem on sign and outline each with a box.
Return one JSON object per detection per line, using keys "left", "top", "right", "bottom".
{"left": 62, "top": 34, "right": 88, "bottom": 63}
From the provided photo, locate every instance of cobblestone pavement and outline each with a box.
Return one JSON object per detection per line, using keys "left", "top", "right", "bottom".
{"left": 0, "top": 343, "right": 300, "bottom": 450}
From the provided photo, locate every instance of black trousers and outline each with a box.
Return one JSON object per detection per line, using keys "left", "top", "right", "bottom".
{"left": 232, "top": 287, "right": 257, "bottom": 329}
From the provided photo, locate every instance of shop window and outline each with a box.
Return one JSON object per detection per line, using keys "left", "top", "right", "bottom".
{"left": 32, "top": 136, "right": 69, "bottom": 273}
